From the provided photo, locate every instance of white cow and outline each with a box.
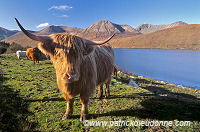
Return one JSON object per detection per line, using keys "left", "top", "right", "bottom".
{"left": 16, "top": 50, "right": 26, "bottom": 59}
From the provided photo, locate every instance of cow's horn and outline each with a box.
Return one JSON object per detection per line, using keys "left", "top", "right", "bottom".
{"left": 90, "top": 34, "right": 115, "bottom": 45}
{"left": 14, "top": 18, "right": 50, "bottom": 42}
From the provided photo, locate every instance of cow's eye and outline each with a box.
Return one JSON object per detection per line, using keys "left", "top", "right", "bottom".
{"left": 69, "top": 48, "right": 76, "bottom": 56}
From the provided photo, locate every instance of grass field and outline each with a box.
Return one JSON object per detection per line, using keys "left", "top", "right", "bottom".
{"left": 0, "top": 53, "right": 200, "bottom": 131}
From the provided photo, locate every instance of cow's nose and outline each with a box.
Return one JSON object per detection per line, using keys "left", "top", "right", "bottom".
{"left": 66, "top": 73, "right": 77, "bottom": 80}
{"left": 61, "top": 73, "right": 78, "bottom": 82}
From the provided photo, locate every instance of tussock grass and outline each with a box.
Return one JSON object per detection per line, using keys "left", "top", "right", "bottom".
{"left": 0, "top": 53, "right": 199, "bottom": 131}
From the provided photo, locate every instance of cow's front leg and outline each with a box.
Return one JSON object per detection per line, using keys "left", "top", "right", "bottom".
{"left": 62, "top": 97, "right": 74, "bottom": 120}
{"left": 80, "top": 96, "right": 89, "bottom": 121}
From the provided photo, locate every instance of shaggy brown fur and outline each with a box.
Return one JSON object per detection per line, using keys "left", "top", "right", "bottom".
{"left": 26, "top": 47, "right": 42, "bottom": 64}
{"left": 38, "top": 33, "right": 114, "bottom": 121}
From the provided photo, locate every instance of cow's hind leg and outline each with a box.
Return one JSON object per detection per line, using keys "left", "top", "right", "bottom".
{"left": 62, "top": 96, "right": 74, "bottom": 120}
{"left": 105, "top": 77, "right": 111, "bottom": 98}
{"left": 97, "top": 85, "right": 103, "bottom": 98}
{"left": 32, "top": 58, "right": 36, "bottom": 64}
{"left": 80, "top": 95, "right": 89, "bottom": 121}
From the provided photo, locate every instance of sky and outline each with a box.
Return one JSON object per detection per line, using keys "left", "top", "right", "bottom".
{"left": 0, "top": 0, "right": 200, "bottom": 31}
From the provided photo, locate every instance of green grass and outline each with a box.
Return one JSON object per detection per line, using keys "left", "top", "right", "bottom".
{"left": 0, "top": 53, "right": 200, "bottom": 131}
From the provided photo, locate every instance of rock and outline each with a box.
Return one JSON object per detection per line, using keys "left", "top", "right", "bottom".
{"left": 155, "top": 90, "right": 162, "bottom": 94}
{"left": 128, "top": 78, "right": 140, "bottom": 88}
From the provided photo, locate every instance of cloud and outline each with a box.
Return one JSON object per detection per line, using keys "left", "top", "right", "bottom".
{"left": 59, "top": 15, "right": 69, "bottom": 18}
{"left": 36, "top": 23, "right": 49, "bottom": 28}
{"left": 48, "top": 5, "right": 73, "bottom": 11}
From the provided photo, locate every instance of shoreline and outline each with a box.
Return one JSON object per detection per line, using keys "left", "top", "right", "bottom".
{"left": 113, "top": 47, "right": 200, "bottom": 51}
{"left": 116, "top": 71, "right": 200, "bottom": 93}
{"left": 134, "top": 74, "right": 200, "bottom": 90}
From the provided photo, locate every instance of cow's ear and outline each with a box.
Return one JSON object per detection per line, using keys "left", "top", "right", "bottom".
{"left": 84, "top": 45, "right": 94, "bottom": 55}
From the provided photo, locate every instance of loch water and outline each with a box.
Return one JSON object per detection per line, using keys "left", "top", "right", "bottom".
{"left": 114, "top": 49, "right": 200, "bottom": 89}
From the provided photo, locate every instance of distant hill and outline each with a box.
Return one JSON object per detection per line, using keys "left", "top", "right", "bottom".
{"left": 110, "top": 24, "right": 200, "bottom": 50}
{"left": 3, "top": 26, "right": 83, "bottom": 47}
{"left": 3, "top": 30, "right": 38, "bottom": 47}
{"left": 77, "top": 20, "right": 141, "bottom": 40}
{"left": 136, "top": 21, "right": 188, "bottom": 34}
{"left": 0, "top": 27, "right": 19, "bottom": 41}
{"left": 37, "top": 25, "right": 83, "bottom": 35}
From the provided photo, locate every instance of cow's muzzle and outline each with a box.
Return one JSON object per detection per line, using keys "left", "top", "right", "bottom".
{"left": 61, "top": 73, "right": 79, "bottom": 82}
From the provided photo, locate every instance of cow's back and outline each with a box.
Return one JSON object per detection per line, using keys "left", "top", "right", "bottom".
{"left": 93, "top": 44, "right": 114, "bottom": 85}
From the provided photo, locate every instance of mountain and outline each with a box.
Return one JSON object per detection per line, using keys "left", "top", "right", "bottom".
{"left": 3, "top": 26, "right": 83, "bottom": 47}
{"left": 110, "top": 24, "right": 200, "bottom": 50}
{"left": 2, "top": 20, "right": 197, "bottom": 50}
{"left": 0, "top": 27, "right": 19, "bottom": 41}
{"left": 78, "top": 20, "right": 141, "bottom": 40}
{"left": 136, "top": 21, "right": 188, "bottom": 34}
{"left": 3, "top": 30, "right": 38, "bottom": 47}
{"left": 37, "top": 25, "right": 83, "bottom": 35}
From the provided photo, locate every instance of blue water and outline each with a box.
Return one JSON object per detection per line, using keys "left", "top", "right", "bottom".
{"left": 114, "top": 49, "right": 200, "bottom": 89}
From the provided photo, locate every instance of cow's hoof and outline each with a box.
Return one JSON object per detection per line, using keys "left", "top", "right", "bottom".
{"left": 105, "top": 95, "right": 110, "bottom": 99}
{"left": 80, "top": 114, "right": 87, "bottom": 121}
{"left": 62, "top": 112, "right": 72, "bottom": 120}
{"left": 62, "top": 114, "right": 69, "bottom": 120}
{"left": 97, "top": 95, "right": 103, "bottom": 99}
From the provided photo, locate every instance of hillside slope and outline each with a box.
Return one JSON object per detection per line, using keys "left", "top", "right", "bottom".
{"left": 110, "top": 24, "right": 200, "bottom": 50}
{"left": 0, "top": 27, "right": 18, "bottom": 40}
{"left": 3, "top": 26, "right": 83, "bottom": 47}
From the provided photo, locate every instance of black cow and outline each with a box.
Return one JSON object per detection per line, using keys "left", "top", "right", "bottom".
{"left": 0, "top": 47, "right": 7, "bottom": 54}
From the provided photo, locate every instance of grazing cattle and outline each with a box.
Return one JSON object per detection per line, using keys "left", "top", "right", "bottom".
{"left": 16, "top": 50, "right": 26, "bottom": 59}
{"left": 26, "top": 47, "right": 42, "bottom": 64}
{"left": 0, "top": 47, "right": 7, "bottom": 54}
{"left": 15, "top": 18, "right": 115, "bottom": 121}
{"left": 113, "top": 65, "right": 118, "bottom": 77}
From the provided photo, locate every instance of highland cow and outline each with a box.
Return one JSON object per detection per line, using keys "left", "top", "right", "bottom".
{"left": 26, "top": 47, "right": 42, "bottom": 64}
{"left": 15, "top": 18, "right": 115, "bottom": 121}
